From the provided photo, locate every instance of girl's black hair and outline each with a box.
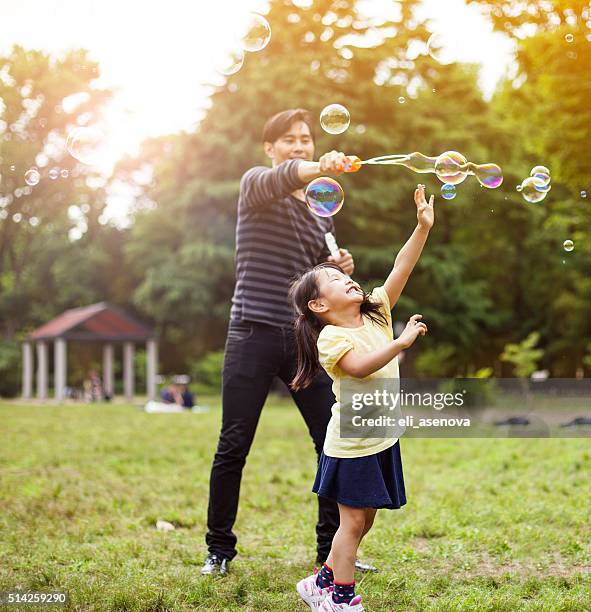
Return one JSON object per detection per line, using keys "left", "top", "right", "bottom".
{"left": 289, "top": 262, "right": 388, "bottom": 391}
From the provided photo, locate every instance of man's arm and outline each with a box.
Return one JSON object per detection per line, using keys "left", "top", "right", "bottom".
{"left": 241, "top": 151, "right": 348, "bottom": 212}
{"left": 240, "top": 160, "right": 305, "bottom": 211}
{"left": 297, "top": 150, "right": 347, "bottom": 183}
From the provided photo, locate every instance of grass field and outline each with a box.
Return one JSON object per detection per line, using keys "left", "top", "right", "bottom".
{"left": 1, "top": 396, "right": 590, "bottom": 611}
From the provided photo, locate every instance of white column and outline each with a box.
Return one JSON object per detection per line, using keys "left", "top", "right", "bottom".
{"left": 36, "top": 341, "right": 48, "bottom": 401}
{"left": 123, "top": 342, "right": 135, "bottom": 401}
{"left": 102, "top": 344, "right": 114, "bottom": 397}
{"left": 146, "top": 339, "right": 158, "bottom": 400}
{"left": 22, "top": 342, "right": 33, "bottom": 399}
{"left": 54, "top": 338, "right": 67, "bottom": 402}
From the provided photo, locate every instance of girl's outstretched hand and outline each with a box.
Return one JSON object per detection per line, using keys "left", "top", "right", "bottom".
{"left": 414, "top": 184, "right": 434, "bottom": 230}
{"left": 398, "top": 314, "right": 428, "bottom": 349}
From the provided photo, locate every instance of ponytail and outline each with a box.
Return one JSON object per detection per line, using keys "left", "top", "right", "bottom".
{"left": 291, "top": 312, "right": 324, "bottom": 391}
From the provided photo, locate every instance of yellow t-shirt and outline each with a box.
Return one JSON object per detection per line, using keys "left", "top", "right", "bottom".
{"left": 317, "top": 285, "right": 399, "bottom": 458}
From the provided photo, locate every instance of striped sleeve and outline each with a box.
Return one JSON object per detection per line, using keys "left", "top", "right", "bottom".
{"left": 240, "top": 159, "right": 306, "bottom": 212}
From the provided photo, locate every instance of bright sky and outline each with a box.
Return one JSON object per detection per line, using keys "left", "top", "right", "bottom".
{"left": 1, "top": 0, "right": 514, "bottom": 223}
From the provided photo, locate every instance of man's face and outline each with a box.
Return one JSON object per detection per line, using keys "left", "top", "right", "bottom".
{"left": 264, "top": 120, "right": 315, "bottom": 166}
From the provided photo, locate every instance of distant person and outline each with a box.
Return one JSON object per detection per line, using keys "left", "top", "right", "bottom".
{"left": 160, "top": 383, "right": 183, "bottom": 406}
{"left": 291, "top": 184, "right": 434, "bottom": 610}
{"left": 84, "top": 370, "right": 103, "bottom": 402}
{"left": 202, "top": 108, "right": 360, "bottom": 577}
{"left": 180, "top": 384, "right": 194, "bottom": 409}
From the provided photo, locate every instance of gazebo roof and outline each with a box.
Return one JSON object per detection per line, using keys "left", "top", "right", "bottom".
{"left": 27, "top": 302, "right": 154, "bottom": 342}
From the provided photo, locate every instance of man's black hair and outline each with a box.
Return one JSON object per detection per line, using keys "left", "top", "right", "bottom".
{"left": 262, "top": 108, "right": 315, "bottom": 144}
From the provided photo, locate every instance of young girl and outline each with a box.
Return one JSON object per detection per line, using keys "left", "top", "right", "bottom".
{"left": 292, "top": 184, "right": 434, "bottom": 611}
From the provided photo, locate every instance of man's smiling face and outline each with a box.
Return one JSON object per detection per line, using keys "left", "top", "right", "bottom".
{"left": 264, "top": 120, "right": 315, "bottom": 166}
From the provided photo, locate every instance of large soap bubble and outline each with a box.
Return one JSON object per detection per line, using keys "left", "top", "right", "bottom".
{"left": 426, "top": 32, "right": 458, "bottom": 65}
{"left": 320, "top": 104, "right": 350, "bottom": 135}
{"left": 240, "top": 13, "right": 272, "bottom": 52}
{"left": 520, "top": 176, "right": 548, "bottom": 203}
{"left": 215, "top": 48, "right": 245, "bottom": 76}
{"left": 305, "top": 177, "right": 344, "bottom": 217}
{"left": 530, "top": 165, "right": 551, "bottom": 186}
{"left": 434, "top": 151, "right": 468, "bottom": 185}
{"left": 472, "top": 163, "right": 503, "bottom": 189}
{"left": 66, "top": 127, "right": 107, "bottom": 166}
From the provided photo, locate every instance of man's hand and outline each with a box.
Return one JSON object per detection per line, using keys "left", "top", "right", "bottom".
{"left": 319, "top": 150, "right": 347, "bottom": 176}
{"left": 415, "top": 184, "right": 434, "bottom": 230}
{"left": 328, "top": 248, "right": 354, "bottom": 275}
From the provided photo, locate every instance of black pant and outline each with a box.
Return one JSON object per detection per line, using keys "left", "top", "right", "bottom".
{"left": 205, "top": 321, "right": 340, "bottom": 561}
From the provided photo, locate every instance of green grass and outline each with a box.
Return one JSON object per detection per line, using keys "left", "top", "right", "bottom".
{"left": 1, "top": 397, "right": 590, "bottom": 611}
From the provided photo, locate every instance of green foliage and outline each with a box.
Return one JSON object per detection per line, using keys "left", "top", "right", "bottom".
{"left": 583, "top": 342, "right": 591, "bottom": 370}
{"left": 414, "top": 343, "right": 457, "bottom": 377}
{"left": 0, "top": 341, "right": 20, "bottom": 397}
{"left": 190, "top": 351, "right": 225, "bottom": 393}
{"left": 501, "top": 332, "right": 545, "bottom": 379}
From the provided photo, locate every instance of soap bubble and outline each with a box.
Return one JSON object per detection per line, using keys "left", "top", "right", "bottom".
{"left": 473, "top": 163, "right": 503, "bottom": 189}
{"left": 48, "top": 168, "right": 60, "bottom": 180}
{"left": 398, "top": 96, "right": 405, "bottom": 104}
{"left": 66, "top": 127, "right": 107, "bottom": 165}
{"left": 581, "top": 190, "right": 587, "bottom": 198}
{"left": 534, "top": 181, "right": 551, "bottom": 193}
{"left": 516, "top": 184, "right": 523, "bottom": 192}
{"left": 240, "top": 13, "right": 272, "bottom": 52}
{"left": 563, "top": 239, "right": 574, "bottom": 252}
{"left": 565, "top": 33, "right": 574, "bottom": 43}
{"left": 305, "top": 177, "right": 344, "bottom": 217}
{"left": 24, "top": 168, "right": 40, "bottom": 186}
{"left": 520, "top": 176, "right": 548, "bottom": 203}
{"left": 530, "top": 165, "right": 550, "bottom": 180}
{"left": 440, "top": 183, "right": 456, "bottom": 200}
{"left": 434, "top": 151, "right": 468, "bottom": 185}
{"left": 426, "top": 32, "right": 457, "bottom": 64}
{"left": 215, "top": 48, "right": 245, "bottom": 76}
{"left": 320, "top": 104, "right": 350, "bottom": 135}
{"left": 530, "top": 165, "right": 551, "bottom": 187}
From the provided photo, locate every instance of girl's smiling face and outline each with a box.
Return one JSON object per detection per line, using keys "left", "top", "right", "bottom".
{"left": 310, "top": 268, "right": 364, "bottom": 315}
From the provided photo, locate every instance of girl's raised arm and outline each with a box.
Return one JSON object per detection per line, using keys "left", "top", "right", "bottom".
{"left": 384, "top": 184, "right": 434, "bottom": 308}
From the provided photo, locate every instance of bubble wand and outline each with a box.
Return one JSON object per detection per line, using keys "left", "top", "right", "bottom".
{"left": 342, "top": 151, "right": 503, "bottom": 188}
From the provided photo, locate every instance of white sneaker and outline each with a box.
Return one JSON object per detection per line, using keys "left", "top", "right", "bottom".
{"left": 319, "top": 594, "right": 364, "bottom": 611}
{"left": 296, "top": 570, "right": 333, "bottom": 610}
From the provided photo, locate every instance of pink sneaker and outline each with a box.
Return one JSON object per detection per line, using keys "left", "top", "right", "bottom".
{"left": 296, "top": 569, "right": 333, "bottom": 610}
{"left": 319, "top": 594, "right": 364, "bottom": 611}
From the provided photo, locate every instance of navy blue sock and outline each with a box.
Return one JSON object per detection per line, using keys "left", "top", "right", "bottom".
{"left": 315, "top": 563, "right": 334, "bottom": 589}
{"left": 333, "top": 581, "right": 355, "bottom": 604}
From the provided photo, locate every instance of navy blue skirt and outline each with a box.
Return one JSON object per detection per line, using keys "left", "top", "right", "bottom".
{"left": 312, "top": 441, "right": 406, "bottom": 509}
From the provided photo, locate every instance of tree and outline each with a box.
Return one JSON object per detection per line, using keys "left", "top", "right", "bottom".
{"left": 0, "top": 46, "right": 113, "bottom": 340}
{"left": 501, "top": 331, "right": 544, "bottom": 378}
{"left": 117, "top": 0, "right": 511, "bottom": 372}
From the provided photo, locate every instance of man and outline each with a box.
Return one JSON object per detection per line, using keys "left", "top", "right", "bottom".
{"left": 202, "top": 109, "right": 373, "bottom": 576}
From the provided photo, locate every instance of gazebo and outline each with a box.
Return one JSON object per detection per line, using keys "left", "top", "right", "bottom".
{"left": 21, "top": 302, "right": 158, "bottom": 402}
